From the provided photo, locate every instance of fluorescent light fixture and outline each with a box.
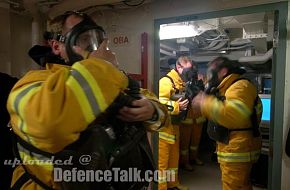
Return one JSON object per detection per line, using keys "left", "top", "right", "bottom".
{"left": 159, "top": 24, "right": 198, "bottom": 40}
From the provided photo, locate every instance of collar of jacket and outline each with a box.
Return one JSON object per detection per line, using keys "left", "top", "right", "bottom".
{"left": 168, "top": 69, "right": 184, "bottom": 88}
{"left": 46, "top": 63, "right": 71, "bottom": 72}
{"left": 217, "top": 73, "right": 241, "bottom": 95}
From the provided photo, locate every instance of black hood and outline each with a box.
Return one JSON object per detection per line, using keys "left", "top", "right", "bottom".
{"left": 28, "top": 45, "right": 65, "bottom": 67}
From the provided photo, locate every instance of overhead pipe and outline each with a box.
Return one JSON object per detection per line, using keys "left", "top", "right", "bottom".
{"left": 5, "top": 0, "right": 19, "bottom": 7}
{"left": 47, "top": 0, "right": 122, "bottom": 18}
{"left": 238, "top": 48, "right": 273, "bottom": 64}
{"left": 160, "top": 49, "right": 176, "bottom": 57}
{"left": 221, "top": 44, "right": 253, "bottom": 51}
{"left": 202, "top": 40, "right": 228, "bottom": 51}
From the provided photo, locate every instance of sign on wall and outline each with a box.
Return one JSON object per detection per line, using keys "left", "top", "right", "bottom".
{"left": 110, "top": 34, "right": 131, "bottom": 47}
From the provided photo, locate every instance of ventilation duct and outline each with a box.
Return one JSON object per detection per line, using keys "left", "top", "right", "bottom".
{"left": 48, "top": 0, "right": 122, "bottom": 18}
{"left": 238, "top": 48, "right": 273, "bottom": 64}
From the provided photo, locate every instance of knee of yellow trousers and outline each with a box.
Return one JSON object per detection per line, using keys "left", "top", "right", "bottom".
{"left": 222, "top": 180, "right": 253, "bottom": 190}
{"left": 158, "top": 140, "right": 170, "bottom": 171}
{"left": 158, "top": 182, "right": 167, "bottom": 190}
{"left": 180, "top": 135, "right": 190, "bottom": 150}
{"left": 189, "top": 146, "right": 198, "bottom": 159}
{"left": 221, "top": 163, "right": 253, "bottom": 190}
{"left": 169, "top": 140, "right": 180, "bottom": 165}
{"left": 180, "top": 149, "right": 189, "bottom": 165}
{"left": 189, "top": 145, "right": 198, "bottom": 152}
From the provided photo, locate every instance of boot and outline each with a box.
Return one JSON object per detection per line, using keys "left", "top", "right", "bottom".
{"left": 191, "top": 158, "right": 204, "bottom": 166}
{"left": 168, "top": 184, "right": 189, "bottom": 190}
{"left": 180, "top": 163, "right": 194, "bottom": 171}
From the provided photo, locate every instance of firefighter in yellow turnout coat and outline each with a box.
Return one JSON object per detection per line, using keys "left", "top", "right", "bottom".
{"left": 179, "top": 63, "right": 206, "bottom": 169}
{"left": 192, "top": 57, "right": 262, "bottom": 190}
{"left": 8, "top": 61, "right": 128, "bottom": 189}
{"left": 158, "top": 56, "right": 197, "bottom": 190}
{"left": 7, "top": 12, "right": 168, "bottom": 190}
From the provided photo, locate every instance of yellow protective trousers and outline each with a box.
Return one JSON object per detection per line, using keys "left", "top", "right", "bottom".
{"left": 220, "top": 162, "right": 253, "bottom": 190}
{"left": 158, "top": 125, "right": 180, "bottom": 190}
{"left": 179, "top": 120, "right": 203, "bottom": 165}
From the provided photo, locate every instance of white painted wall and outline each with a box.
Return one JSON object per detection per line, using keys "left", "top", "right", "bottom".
{"left": 0, "top": 5, "right": 11, "bottom": 74}
{"left": 0, "top": 9, "right": 38, "bottom": 77}
{"left": 0, "top": 2, "right": 46, "bottom": 77}
{"left": 92, "top": 7, "right": 154, "bottom": 88}
{"left": 10, "top": 13, "right": 36, "bottom": 77}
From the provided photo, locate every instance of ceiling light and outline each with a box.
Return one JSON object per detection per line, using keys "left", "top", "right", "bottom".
{"left": 159, "top": 24, "right": 198, "bottom": 40}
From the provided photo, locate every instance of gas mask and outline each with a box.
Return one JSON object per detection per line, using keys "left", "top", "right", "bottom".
{"left": 205, "top": 68, "right": 220, "bottom": 94}
{"left": 58, "top": 17, "right": 105, "bottom": 65}
{"left": 180, "top": 67, "right": 198, "bottom": 83}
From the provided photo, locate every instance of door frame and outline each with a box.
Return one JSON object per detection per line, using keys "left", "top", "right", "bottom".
{"left": 153, "top": 2, "right": 288, "bottom": 190}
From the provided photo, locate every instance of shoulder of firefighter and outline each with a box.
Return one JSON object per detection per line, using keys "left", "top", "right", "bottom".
{"left": 200, "top": 74, "right": 262, "bottom": 163}
{"left": 201, "top": 75, "right": 259, "bottom": 128}
{"left": 8, "top": 59, "right": 130, "bottom": 153}
{"left": 159, "top": 71, "right": 184, "bottom": 116}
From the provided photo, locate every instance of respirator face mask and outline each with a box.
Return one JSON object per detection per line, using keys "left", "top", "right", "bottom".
{"left": 205, "top": 67, "right": 220, "bottom": 93}
{"left": 59, "top": 18, "right": 105, "bottom": 65}
{"left": 180, "top": 67, "right": 198, "bottom": 83}
{"left": 75, "top": 30, "right": 101, "bottom": 52}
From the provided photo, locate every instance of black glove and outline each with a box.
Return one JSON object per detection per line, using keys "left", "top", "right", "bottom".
{"left": 185, "top": 79, "right": 205, "bottom": 100}
{"left": 125, "top": 75, "right": 141, "bottom": 99}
